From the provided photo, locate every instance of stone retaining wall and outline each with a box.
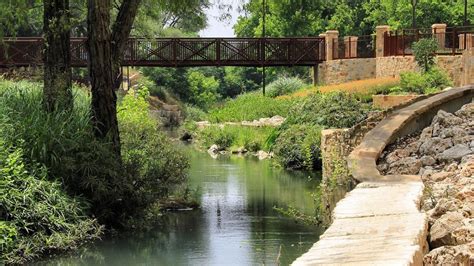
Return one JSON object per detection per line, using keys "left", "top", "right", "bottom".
{"left": 317, "top": 58, "right": 376, "bottom": 85}
{"left": 317, "top": 55, "right": 465, "bottom": 86}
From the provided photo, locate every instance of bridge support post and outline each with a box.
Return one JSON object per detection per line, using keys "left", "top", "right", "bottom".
{"left": 376, "top": 25, "right": 390, "bottom": 58}
{"left": 431, "top": 23, "right": 447, "bottom": 49}
{"left": 312, "top": 65, "right": 319, "bottom": 86}
{"left": 325, "top": 30, "right": 339, "bottom": 61}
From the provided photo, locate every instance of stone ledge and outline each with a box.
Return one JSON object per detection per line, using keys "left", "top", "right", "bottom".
{"left": 293, "top": 85, "right": 474, "bottom": 265}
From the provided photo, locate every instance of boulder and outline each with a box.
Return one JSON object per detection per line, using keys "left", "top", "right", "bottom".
{"left": 208, "top": 144, "right": 219, "bottom": 154}
{"left": 452, "top": 225, "right": 474, "bottom": 245}
{"left": 430, "top": 171, "right": 454, "bottom": 182}
{"left": 423, "top": 244, "right": 472, "bottom": 265}
{"left": 421, "top": 155, "right": 437, "bottom": 166}
{"left": 430, "top": 211, "right": 465, "bottom": 248}
{"left": 432, "top": 110, "right": 464, "bottom": 127}
{"left": 439, "top": 126, "right": 467, "bottom": 139}
{"left": 387, "top": 156, "right": 421, "bottom": 175}
{"left": 257, "top": 150, "right": 270, "bottom": 160}
{"left": 430, "top": 198, "right": 460, "bottom": 219}
{"left": 438, "top": 144, "right": 472, "bottom": 163}
{"left": 455, "top": 102, "right": 474, "bottom": 119}
{"left": 419, "top": 137, "right": 453, "bottom": 155}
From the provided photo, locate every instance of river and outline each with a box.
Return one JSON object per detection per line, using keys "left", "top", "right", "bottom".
{"left": 42, "top": 147, "right": 323, "bottom": 266}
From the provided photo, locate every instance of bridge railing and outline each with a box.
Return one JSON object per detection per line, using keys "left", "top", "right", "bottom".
{"left": 0, "top": 37, "right": 326, "bottom": 67}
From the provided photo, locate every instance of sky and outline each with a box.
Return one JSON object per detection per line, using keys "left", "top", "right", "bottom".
{"left": 199, "top": 0, "right": 248, "bottom": 37}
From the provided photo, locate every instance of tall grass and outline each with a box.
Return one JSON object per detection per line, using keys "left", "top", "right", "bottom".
{"left": 207, "top": 92, "right": 296, "bottom": 123}
{"left": 198, "top": 125, "right": 275, "bottom": 151}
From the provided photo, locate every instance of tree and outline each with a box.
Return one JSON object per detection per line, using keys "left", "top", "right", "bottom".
{"left": 43, "top": 0, "right": 73, "bottom": 111}
{"left": 87, "top": 0, "right": 141, "bottom": 156}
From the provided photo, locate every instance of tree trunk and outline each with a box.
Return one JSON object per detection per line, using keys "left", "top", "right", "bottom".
{"left": 87, "top": 0, "right": 121, "bottom": 155}
{"left": 43, "top": 0, "right": 72, "bottom": 112}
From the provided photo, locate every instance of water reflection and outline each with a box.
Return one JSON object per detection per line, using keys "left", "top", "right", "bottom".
{"left": 41, "top": 149, "right": 323, "bottom": 266}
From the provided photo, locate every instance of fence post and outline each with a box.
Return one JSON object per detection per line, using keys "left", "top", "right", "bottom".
{"left": 431, "top": 23, "right": 447, "bottom": 49}
{"left": 376, "top": 25, "right": 390, "bottom": 57}
{"left": 325, "top": 30, "right": 339, "bottom": 61}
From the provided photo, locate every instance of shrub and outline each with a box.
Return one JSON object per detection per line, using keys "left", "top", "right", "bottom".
{"left": 398, "top": 68, "right": 452, "bottom": 95}
{"left": 187, "top": 70, "right": 220, "bottom": 110}
{"left": 208, "top": 92, "right": 296, "bottom": 123}
{"left": 413, "top": 38, "right": 438, "bottom": 72}
{"left": 273, "top": 124, "right": 323, "bottom": 170}
{"left": 0, "top": 79, "right": 189, "bottom": 226}
{"left": 0, "top": 139, "right": 102, "bottom": 264}
{"left": 184, "top": 104, "right": 207, "bottom": 121}
{"left": 266, "top": 76, "right": 306, "bottom": 97}
{"left": 197, "top": 125, "right": 274, "bottom": 151}
{"left": 284, "top": 91, "right": 371, "bottom": 129}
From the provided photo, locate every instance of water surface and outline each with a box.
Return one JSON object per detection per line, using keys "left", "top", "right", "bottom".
{"left": 44, "top": 148, "right": 323, "bottom": 266}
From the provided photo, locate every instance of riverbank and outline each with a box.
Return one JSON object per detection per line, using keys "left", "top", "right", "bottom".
{"left": 378, "top": 102, "right": 473, "bottom": 264}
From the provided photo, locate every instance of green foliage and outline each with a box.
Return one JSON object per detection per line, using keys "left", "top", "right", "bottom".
{"left": 184, "top": 104, "right": 208, "bottom": 121}
{"left": 198, "top": 125, "right": 275, "bottom": 151}
{"left": 207, "top": 92, "right": 296, "bottom": 123}
{"left": 413, "top": 38, "right": 438, "bottom": 72}
{"left": 0, "top": 139, "right": 102, "bottom": 264}
{"left": 187, "top": 70, "right": 220, "bottom": 110}
{"left": 285, "top": 92, "right": 371, "bottom": 129}
{"left": 266, "top": 76, "right": 307, "bottom": 98}
{"left": 0, "top": 79, "right": 189, "bottom": 226}
{"left": 397, "top": 68, "right": 452, "bottom": 94}
{"left": 273, "top": 124, "right": 323, "bottom": 170}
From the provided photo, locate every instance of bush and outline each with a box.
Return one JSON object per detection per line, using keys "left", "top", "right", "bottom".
{"left": 0, "top": 79, "right": 189, "bottom": 226}
{"left": 208, "top": 92, "right": 296, "bottom": 123}
{"left": 413, "top": 38, "right": 438, "bottom": 72}
{"left": 198, "top": 125, "right": 274, "bottom": 151}
{"left": 184, "top": 104, "right": 207, "bottom": 121}
{"left": 187, "top": 70, "right": 220, "bottom": 110}
{"left": 398, "top": 68, "right": 452, "bottom": 95}
{"left": 0, "top": 139, "right": 102, "bottom": 264}
{"left": 273, "top": 125, "right": 323, "bottom": 170}
{"left": 266, "top": 76, "right": 306, "bottom": 97}
{"left": 284, "top": 91, "right": 371, "bottom": 129}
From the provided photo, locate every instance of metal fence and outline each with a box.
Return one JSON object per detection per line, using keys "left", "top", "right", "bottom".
{"left": 332, "top": 35, "right": 376, "bottom": 59}
{"left": 384, "top": 26, "right": 474, "bottom": 56}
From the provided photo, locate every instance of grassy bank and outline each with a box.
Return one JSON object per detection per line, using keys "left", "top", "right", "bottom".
{"left": 0, "top": 79, "right": 190, "bottom": 263}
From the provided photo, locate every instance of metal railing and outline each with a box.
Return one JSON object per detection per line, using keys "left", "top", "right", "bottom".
{"left": 332, "top": 35, "right": 376, "bottom": 59}
{"left": 383, "top": 26, "right": 474, "bottom": 56}
{"left": 0, "top": 37, "right": 326, "bottom": 67}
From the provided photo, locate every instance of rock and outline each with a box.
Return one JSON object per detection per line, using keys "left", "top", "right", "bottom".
{"left": 456, "top": 184, "right": 474, "bottom": 201}
{"left": 421, "top": 155, "right": 437, "bottom": 166}
{"left": 438, "top": 144, "right": 472, "bottom": 163}
{"left": 439, "top": 126, "right": 467, "bottom": 139}
{"left": 430, "top": 198, "right": 459, "bottom": 219}
{"left": 208, "top": 144, "right": 219, "bottom": 154}
{"left": 419, "top": 137, "right": 453, "bottom": 155}
{"left": 455, "top": 102, "right": 474, "bottom": 119}
{"left": 257, "top": 150, "right": 270, "bottom": 160}
{"left": 432, "top": 110, "right": 464, "bottom": 127}
{"left": 430, "top": 211, "right": 465, "bottom": 248}
{"left": 430, "top": 171, "right": 454, "bottom": 182}
{"left": 196, "top": 121, "right": 211, "bottom": 128}
{"left": 387, "top": 157, "right": 421, "bottom": 175}
{"left": 420, "top": 126, "right": 433, "bottom": 141}
{"left": 452, "top": 225, "right": 474, "bottom": 245}
{"left": 231, "top": 147, "right": 247, "bottom": 154}
{"left": 423, "top": 244, "right": 472, "bottom": 265}
{"left": 445, "top": 163, "right": 459, "bottom": 172}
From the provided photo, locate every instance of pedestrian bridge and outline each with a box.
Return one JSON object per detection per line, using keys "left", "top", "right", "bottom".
{"left": 0, "top": 37, "right": 326, "bottom": 68}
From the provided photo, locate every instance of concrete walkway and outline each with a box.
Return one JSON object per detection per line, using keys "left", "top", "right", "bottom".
{"left": 293, "top": 86, "right": 474, "bottom": 266}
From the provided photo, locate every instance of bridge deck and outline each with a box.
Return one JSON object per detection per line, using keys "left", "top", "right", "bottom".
{"left": 0, "top": 37, "right": 325, "bottom": 67}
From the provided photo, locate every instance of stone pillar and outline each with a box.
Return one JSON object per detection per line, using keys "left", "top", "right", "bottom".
{"left": 319, "top": 33, "right": 326, "bottom": 61}
{"left": 431, "top": 24, "right": 447, "bottom": 49}
{"left": 462, "top": 49, "right": 474, "bottom": 86}
{"left": 459, "top": 33, "right": 474, "bottom": 50}
{"left": 344, "top": 36, "right": 358, "bottom": 58}
{"left": 376, "top": 25, "right": 390, "bottom": 58}
{"left": 325, "top": 30, "right": 339, "bottom": 61}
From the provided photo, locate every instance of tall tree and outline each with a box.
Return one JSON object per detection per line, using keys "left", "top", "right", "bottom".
{"left": 87, "top": 0, "right": 141, "bottom": 155}
{"left": 43, "top": 0, "right": 73, "bottom": 111}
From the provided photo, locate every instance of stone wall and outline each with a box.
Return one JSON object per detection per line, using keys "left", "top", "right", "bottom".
{"left": 317, "top": 58, "right": 376, "bottom": 85}
{"left": 462, "top": 49, "right": 474, "bottom": 85}
{"left": 375, "top": 55, "right": 464, "bottom": 86}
